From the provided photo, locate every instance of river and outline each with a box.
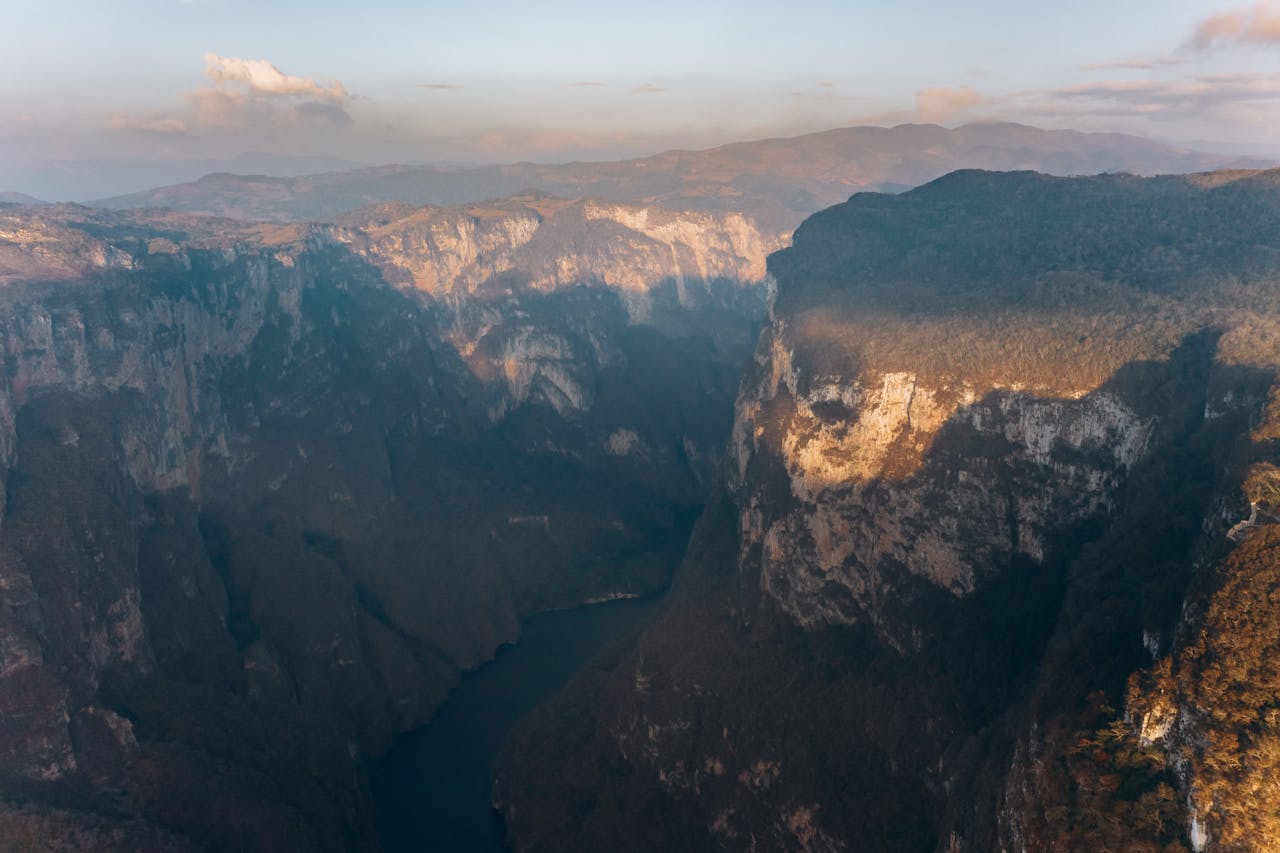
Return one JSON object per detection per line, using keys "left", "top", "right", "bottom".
{"left": 373, "top": 593, "right": 667, "bottom": 852}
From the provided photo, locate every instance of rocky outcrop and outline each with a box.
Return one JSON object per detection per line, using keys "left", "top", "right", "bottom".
{"left": 496, "top": 168, "right": 1280, "bottom": 852}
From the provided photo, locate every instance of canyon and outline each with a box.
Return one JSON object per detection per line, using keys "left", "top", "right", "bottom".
{"left": 0, "top": 126, "right": 1279, "bottom": 851}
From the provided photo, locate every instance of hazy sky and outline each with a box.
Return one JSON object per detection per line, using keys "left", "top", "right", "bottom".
{"left": 4, "top": 0, "right": 1280, "bottom": 198}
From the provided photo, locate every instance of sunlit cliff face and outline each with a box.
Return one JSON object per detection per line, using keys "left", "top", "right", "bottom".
{"left": 332, "top": 198, "right": 779, "bottom": 301}
{"left": 727, "top": 310, "right": 1172, "bottom": 632}
{"left": 729, "top": 303, "right": 1187, "bottom": 495}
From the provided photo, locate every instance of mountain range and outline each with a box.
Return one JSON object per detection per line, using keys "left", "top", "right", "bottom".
{"left": 94, "top": 123, "right": 1269, "bottom": 232}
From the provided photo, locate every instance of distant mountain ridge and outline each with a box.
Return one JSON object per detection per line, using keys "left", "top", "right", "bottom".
{"left": 3, "top": 152, "right": 367, "bottom": 204}
{"left": 95, "top": 122, "right": 1270, "bottom": 230}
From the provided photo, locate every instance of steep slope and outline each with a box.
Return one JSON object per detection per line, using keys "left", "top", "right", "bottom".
{"left": 0, "top": 199, "right": 769, "bottom": 849}
{"left": 94, "top": 123, "right": 1264, "bottom": 233}
{"left": 495, "top": 168, "right": 1280, "bottom": 852}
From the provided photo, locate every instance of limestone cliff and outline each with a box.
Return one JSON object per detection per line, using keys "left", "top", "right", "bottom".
{"left": 731, "top": 321, "right": 1154, "bottom": 637}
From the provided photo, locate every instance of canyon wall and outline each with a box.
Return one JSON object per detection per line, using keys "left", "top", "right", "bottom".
{"left": 496, "top": 169, "right": 1280, "bottom": 853}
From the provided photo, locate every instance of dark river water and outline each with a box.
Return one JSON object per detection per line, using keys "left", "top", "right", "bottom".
{"left": 374, "top": 593, "right": 667, "bottom": 852}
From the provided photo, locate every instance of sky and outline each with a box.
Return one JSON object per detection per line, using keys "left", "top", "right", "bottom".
{"left": 3, "top": 0, "right": 1280, "bottom": 199}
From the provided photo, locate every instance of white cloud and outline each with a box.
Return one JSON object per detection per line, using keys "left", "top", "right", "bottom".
{"left": 203, "top": 53, "right": 348, "bottom": 101}
{"left": 106, "top": 55, "right": 353, "bottom": 138}
{"left": 1190, "top": 2, "right": 1280, "bottom": 49}
{"left": 1079, "top": 4, "right": 1279, "bottom": 82}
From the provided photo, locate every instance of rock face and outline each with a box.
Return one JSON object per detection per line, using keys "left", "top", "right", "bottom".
{"left": 0, "top": 198, "right": 769, "bottom": 849}
{"left": 331, "top": 196, "right": 775, "bottom": 306}
{"left": 496, "top": 168, "right": 1280, "bottom": 852}
{"left": 733, "top": 324, "right": 1153, "bottom": 633}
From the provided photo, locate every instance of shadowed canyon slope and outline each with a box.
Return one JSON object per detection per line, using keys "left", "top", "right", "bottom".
{"left": 95, "top": 123, "right": 1265, "bottom": 235}
{"left": 495, "top": 168, "right": 1280, "bottom": 852}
